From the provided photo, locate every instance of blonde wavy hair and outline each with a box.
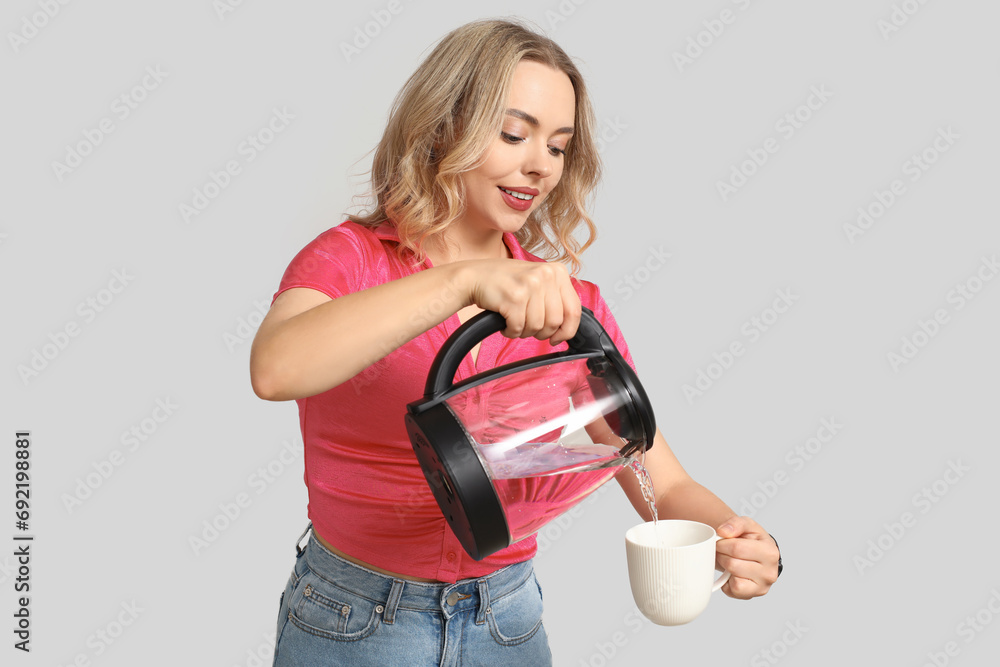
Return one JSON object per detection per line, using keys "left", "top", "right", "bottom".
{"left": 346, "top": 18, "right": 602, "bottom": 274}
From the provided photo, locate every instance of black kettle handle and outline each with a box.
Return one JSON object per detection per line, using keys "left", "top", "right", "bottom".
{"left": 424, "top": 306, "right": 606, "bottom": 398}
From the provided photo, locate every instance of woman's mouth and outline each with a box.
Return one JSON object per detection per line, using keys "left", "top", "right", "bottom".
{"left": 498, "top": 186, "right": 536, "bottom": 211}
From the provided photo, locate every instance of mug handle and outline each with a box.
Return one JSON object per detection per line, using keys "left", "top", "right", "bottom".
{"left": 712, "top": 534, "right": 732, "bottom": 592}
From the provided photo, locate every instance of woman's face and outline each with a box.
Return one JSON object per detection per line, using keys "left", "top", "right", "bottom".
{"left": 457, "top": 60, "right": 576, "bottom": 239}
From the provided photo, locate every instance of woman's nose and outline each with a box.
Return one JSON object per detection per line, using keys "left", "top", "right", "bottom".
{"left": 523, "top": 148, "right": 554, "bottom": 178}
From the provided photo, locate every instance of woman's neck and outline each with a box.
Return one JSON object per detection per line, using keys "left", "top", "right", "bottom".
{"left": 425, "top": 226, "right": 511, "bottom": 265}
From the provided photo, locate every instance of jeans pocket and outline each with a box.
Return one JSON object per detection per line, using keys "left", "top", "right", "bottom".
{"left": 287, "top": 568, "right": 382, "bottom": 641}
{"left": 487, "top": 571, "right": 545, "bottom": 646}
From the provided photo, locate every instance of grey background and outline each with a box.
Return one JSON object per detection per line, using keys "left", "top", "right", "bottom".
{"left": 3, "top": 1, "right": 998, "bottom": 665}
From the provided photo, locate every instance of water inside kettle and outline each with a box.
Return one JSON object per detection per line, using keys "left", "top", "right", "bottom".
{"left": 484, "top": 443, "right": 658, "bottom": 522}
{"left": 481, "top": 440, "right": 631, "bottom": 480}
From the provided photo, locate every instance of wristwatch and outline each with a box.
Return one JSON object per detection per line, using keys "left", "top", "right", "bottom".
{"left": 770, "top": 534, "right": 783, "bottom": 578}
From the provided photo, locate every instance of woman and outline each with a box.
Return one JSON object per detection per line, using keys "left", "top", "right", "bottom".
{"left": 251, "top": 18, "right": 780, "bottom": 666}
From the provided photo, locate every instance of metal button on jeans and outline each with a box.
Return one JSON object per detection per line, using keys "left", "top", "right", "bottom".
{"left": 446, "top": 591, "right": 459, "bottom": 606}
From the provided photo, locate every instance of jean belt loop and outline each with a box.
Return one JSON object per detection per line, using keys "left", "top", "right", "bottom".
{"left": 382, "top": 579, "right": 406, "bottom": 625}
{"left": 295, "top": 523, "right": 313, "bottom": 557}
{"left": 475, "top": 578, "right": 491, "bottom": 625}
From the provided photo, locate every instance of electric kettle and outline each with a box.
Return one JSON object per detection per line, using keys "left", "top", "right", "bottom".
{"left": 405, "top": 307, "right": 656, "bottom": 560}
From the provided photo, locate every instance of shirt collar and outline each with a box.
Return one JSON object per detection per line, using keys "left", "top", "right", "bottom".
{"left": 371, "top": 222, "right": 528, "bottom": 260}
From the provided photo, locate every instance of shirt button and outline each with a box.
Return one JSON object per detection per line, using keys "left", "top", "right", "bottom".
{"left": 446, "top": 552, "right": 457, "bottom": 562}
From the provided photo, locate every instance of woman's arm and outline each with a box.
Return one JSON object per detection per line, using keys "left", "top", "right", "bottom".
{"left": 615, "top": 429, "right": 781, "bottom": 599}
{"left": 250, "top": 258, "right": 581, "bottom": 401}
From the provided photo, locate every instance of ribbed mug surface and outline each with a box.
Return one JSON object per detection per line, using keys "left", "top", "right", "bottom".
{"left": 626, "top": 520, "right": 718, "bottom": 626}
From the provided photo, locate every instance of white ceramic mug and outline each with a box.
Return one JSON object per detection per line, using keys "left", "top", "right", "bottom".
{"left": 625, "top": 520, "right": 731, "bottom": 626}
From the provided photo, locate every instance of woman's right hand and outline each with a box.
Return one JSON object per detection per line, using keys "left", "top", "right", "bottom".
{"left": 459, "top": 258, "right": 582, "bottom": 346}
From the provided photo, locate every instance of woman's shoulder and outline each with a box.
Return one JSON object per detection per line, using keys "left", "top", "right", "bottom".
{"left": 295, "top": 220, "right": 398, "bottom": 264}
{"left": 309, "top": 220, "right": 378, "bottom": 247}
{"left": 278, "top": 221, "right": 392, "bottom": 293}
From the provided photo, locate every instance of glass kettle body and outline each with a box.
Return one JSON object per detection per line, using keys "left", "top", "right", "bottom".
{"left": 405, "top": 307, "right": 656, "bottom": 560}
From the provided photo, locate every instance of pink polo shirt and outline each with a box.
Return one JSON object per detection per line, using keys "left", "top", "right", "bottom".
{"left": 272, "top": 220, "right": 637, "bottom": 582}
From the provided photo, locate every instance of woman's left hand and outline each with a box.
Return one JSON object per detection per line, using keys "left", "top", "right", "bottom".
{"left": 714, "top": 516, "right": 781, "bottom": 599}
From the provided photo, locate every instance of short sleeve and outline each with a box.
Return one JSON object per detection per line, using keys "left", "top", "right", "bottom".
{"left": 574, "top": 279, "right": 638, "bottom": 374}
{"left": 271, "top": 223, "right": 371, "bottom": 305}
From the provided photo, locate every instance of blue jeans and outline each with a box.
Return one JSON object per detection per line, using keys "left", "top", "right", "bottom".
{"left": 272, "top": 525, "right": 552, "bottom": 666}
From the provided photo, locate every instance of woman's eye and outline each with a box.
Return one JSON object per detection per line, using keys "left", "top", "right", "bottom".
{"left": 502, "top": 132, "right": 566, "bottom": 157}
